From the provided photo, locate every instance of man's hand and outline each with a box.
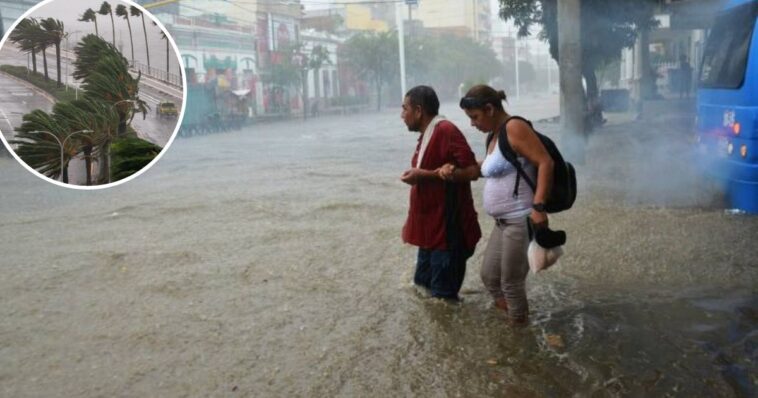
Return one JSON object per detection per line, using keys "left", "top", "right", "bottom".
{"left": 401, "top": 168, "right": 423, "bottom": 185}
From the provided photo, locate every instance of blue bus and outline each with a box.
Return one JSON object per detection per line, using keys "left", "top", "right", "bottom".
{"left": 697, "top": 0, "right": 758, "bottom": 213}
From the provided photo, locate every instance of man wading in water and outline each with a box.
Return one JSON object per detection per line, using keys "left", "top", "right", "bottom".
{"left": 400, "top": 86, "right": 481, "bottom": 300}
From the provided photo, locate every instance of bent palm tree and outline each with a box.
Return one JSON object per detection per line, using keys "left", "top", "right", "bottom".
{"left": 115, "top": 5, "right": 134, "bottom": 65}
{"left": 82, "top": 54, "right": 148, "bottom": 183}
{"left": 8, "top": 18, "right": 39, "bottom": 74}
{"left": 153, "top": 21, "right": 170, "bottom": 77}
{"left": 130, "top": 6, "right": 150, "bottom": 69}
{"left": 79, "top": 8, "right": 98, "bottom": 36}
{"left": 40, "top": 18, "right": 65, "bottom": 87}
{"left": 52, "top": 99, "right": 115, "bottom": 185}
{"left": 10, "top": 109, "right": 73, "bottom": 182}
{"left": 98, "top": 1, "right": 115, "bottom": 46}
{"left": 73, "top": 34, "right": 124, "bottom": 81}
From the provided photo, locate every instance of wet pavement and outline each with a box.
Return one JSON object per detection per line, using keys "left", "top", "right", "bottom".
{"left": 0, "top": 99, "right": 756, "bottom": 396}
{"left": 0, "top": 70, "right": 54, "bottom": 143}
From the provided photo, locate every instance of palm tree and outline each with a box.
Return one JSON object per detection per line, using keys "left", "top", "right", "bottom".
{"left": 82, "top": 54, "right": 148, "bottom": 183}
{"left": 52, "top": 99, "right": 114, "bottom": 185}
{"left": 40, "top": 18, "right": 65, "bottom": 87}
{"left": 8, "top": 18, "right": 39, "bottom": 74}
{"left": 154, "top": 21, "right": 170, "bottom": 77}
{"left": 10, "top": 109, "right": 73, "bottom": 182}
{"left": 130, "top": 6, "right": 150, "bottom": 69}
{"left": 115, "top": 5, "right": 134, "bottom": 65}
{"left": 78, "top": 8, "right": 98, "bottom": 36}
{"left": 98, "top": 1, "right": 115, "bottom": 46}
{"left": 30, "top": 21, "right": 52, "bottom": 82}
{"left": 73, "top": 34, "right": 124, "bottom": 81}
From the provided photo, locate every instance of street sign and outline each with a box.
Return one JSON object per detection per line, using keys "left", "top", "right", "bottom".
{"left": 405, "top": 0, "right": 418, "bottom": 5}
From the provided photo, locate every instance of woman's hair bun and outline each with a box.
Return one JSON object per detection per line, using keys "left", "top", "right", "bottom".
{"left": 497, "top": 90, "right": 507, "bottom": 101}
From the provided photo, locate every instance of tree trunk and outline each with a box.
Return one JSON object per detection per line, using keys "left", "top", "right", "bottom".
{"left": 62, "top": 162, "right": 68, "bottom": 184}
{"left": 639, "top": 28, "right": 656, "bottom": 100}
{"left": 126, "top": 17, "right": 134, "bottom": 65}
{"left": 55, "top": 42, "right": 61, "bottom": 87}
{"left": 31, "top": 50, "right": 37, "bottom": 74}
{"left": 142, "top": 15, "right": 150, "bottom": 69}
{"left": 42, "top": 47, "right": 49, "bottom": 81}
{"left": 84, "top": 145, "right": 92, "bottom": 185}
{"left": 376, "top": 75, "right": 382, "bottom": 111}
{"left": 94, "top": 20, "right": 98, "bottom": 36}
{"left": 118, "top": 118, "right": 127, "bottom": 137}
{"left": 582, "top": 62, "right": 602, "bottom": 130}
{"left": 303, "top": 69, "right": 309, "bottom": 120}
{"left": 557, "top": 0, "right": 586, "bottom": 163}
{"left": 99, "top": 140, "right": 111, "bottom": 184}
{"left": 110, "top": 12, "right": 115, "bottom": 45}
{"left": 314, "top": 67, "right": 321, "bottom": 103}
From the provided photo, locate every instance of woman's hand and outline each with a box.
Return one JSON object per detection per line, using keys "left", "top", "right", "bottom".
{"left": 530, "top": 210, "right": 548, "bottom": 230}
{"left": 437, "top": 163, "right": 456, "bottom": 181}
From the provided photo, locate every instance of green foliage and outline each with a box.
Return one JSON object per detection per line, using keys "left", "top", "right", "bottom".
{"left": 128, "top": 5, "right": 141, "bottom": 17}
{"left": 264, "top": 44, "right": 303, "bottom": 90}
{"left": 405, "top": 34, "right": 503, "bottom": 99}
{"left": 110, "top": 137, "right": 160, "bottom": 181}
{"left": 10, "top": 109, "right": 69, "bottom": 179}
{"left": 79, "top": 8, "right": 98, "bottom": 35}
{"left": 339, "top": 31, "right": 502, "bottom": 102}
{"left": 82, "top": 53, "right": 148, "bottom": 133}
{"left": 340, "top": 31, "right": 398, "bottom": 109}
{"left": 308, "top": 45, "right": 331, "bottom": 70}
{"left": 79, "top": 8, "right": 97, "bottom": 23}
{"left": 8, "top": 18, "right": 42, "bottom": 55}
{"left": 73, "top": 34, "right": 125, "bottom": 80}
{"left": 340, "top": 31, "right": 397, "bottom": 88}
{"left": 98, "top": 1, "right": 111, "bottom": 16}
{"left": 115, "top": 4, "right": 128, "bottom": 18}
{"left": 498, "top": 0, "right": 657, "bottom": 67}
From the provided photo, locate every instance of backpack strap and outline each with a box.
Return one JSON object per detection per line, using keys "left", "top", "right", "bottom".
{"left": 497, "top": 117, "right": 537, "bottom": 197}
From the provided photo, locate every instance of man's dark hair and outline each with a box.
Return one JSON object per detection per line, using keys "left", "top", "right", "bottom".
{"left": 405, "top": 85, "right": 439, "bottom": 116}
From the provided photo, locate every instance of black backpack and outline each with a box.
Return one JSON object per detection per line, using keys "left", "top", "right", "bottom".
{"left": 486, "top": 116, "right": 577, "bottom": 213}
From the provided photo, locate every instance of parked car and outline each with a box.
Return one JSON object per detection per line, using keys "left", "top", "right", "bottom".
{"left": 156, "top": 101, "right": 178, "bottom": 118}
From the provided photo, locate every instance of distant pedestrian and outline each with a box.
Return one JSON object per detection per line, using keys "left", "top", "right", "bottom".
{"left": 400, "top": 85, "right": 481, "bottom": 300}
{"left": 679, "top": 55, "right": 693, "bottom": 99}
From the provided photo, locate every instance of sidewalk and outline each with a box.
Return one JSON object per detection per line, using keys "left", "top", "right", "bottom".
{"left": 535, "top": 98, "right": 712, "bottom": 209}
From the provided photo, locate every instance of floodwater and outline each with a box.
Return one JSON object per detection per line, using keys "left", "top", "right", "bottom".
{"left": 0, "top": 100, "right": 757, "bottom": 397}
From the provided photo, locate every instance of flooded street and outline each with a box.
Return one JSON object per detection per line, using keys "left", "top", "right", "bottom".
{"left": 1, "top": 101, "right": 757, "bottom": 396}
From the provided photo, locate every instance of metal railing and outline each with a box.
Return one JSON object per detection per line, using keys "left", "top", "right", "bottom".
{"left": 130, "top": 60, "right": 182, "bottom": 87}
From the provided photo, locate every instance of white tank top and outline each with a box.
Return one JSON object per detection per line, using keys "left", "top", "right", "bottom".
{"left": 481, "top": 139, "right": 537, "bottom": 220}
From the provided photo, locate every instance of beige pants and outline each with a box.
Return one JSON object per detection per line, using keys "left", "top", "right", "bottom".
{"left": 481, "top": 218, "right": 530, "bottom": 321}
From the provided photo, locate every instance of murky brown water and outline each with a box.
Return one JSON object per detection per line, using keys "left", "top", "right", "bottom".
{"left": 0, "top": 103, "right": 756, "bottom": 397}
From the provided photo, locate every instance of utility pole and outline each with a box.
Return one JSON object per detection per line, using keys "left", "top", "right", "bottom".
{"left": 514, "top": 35, "right": 520, "bottom": 99}
{"left": 472, "top": 0, "right": 478, "bottom": 41}
{"left": 397, "top": 2, "right": 407, "bottom": 99}
{"left": 557, "top": 0, "right": 585, "bottom": 162}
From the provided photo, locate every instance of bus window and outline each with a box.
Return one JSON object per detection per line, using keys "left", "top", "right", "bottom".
{"left": 699, "top": 2, "right": 758, "bottom": 89}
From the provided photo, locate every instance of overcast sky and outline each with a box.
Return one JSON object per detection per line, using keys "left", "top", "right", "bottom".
{"left": 8, "top": 0, "right": 178, "bottom": 72}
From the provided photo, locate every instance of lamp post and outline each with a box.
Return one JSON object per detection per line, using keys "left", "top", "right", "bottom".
{"left": 64, "top": 30, "right": 82, "bottom": 94}
{"left": 33, "top": 129, "right": 93, "bottom": 182}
